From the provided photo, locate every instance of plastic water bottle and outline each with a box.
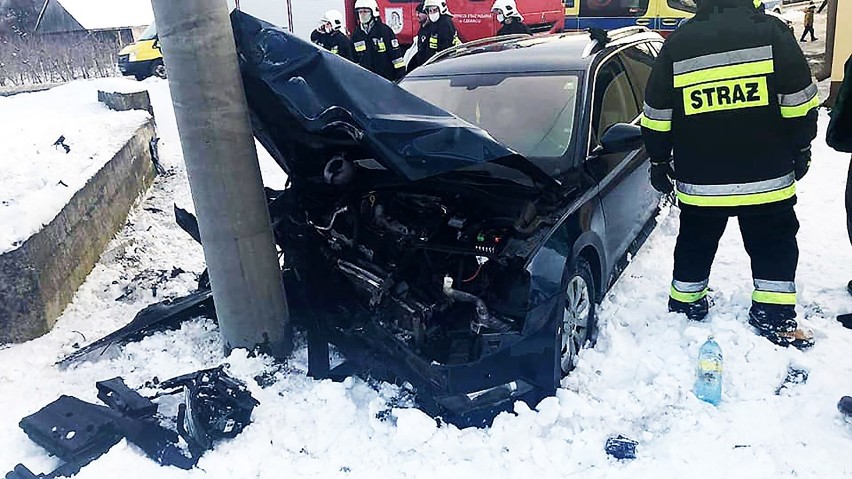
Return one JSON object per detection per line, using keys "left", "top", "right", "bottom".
{"left": 695, "top": 336, "right": 722, "bottom": 405}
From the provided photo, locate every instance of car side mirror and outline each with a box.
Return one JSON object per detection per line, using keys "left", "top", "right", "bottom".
{"left": 599, "top": 123, "right": 643, "bottom": 154}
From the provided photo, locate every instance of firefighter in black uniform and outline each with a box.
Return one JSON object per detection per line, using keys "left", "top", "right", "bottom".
{"left": 641, "top": 0, "right": 819, "bottom": 348}
{"left": 491, "top": 0, "right": 532, "bottom": 36}
{"left": 407, "top": 0, "right": 461, "bottom": 72}
{"left": 310, "top": 23, "right": 328, "bottom": 47}
{"left": 352, "top": 0, "right": 406, "bottom": 81}
{"left": 316, "top": 10, "right": 354, "bottom": 61}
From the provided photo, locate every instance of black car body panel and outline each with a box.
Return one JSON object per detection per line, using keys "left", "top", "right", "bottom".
{"left": 232, "top": 12, "right": 661, "bottom": 427}
{"left": 231, "top": 12, "right": 554, "bottom": 188}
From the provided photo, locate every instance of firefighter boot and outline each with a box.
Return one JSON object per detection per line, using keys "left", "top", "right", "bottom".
{"left": 748, "top": 303, "right": 814, "bottom": 350}
{"left": 668, "top": 296, "right": 709, "bottom": 321}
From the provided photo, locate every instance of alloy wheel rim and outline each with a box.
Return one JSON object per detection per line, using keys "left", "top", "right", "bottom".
{"left": 561, "top": 275, "right": 590, "bottom": 373}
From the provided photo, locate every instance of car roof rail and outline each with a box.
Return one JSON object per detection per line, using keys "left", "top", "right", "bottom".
{"left": 421, "top": 34, "right": 532, "bottom": 67}
{"left": 605, "top": 25, "right": 651, "bottom": 42}
{"left": 581, "top": 26, "right": 655, "bottom": 58}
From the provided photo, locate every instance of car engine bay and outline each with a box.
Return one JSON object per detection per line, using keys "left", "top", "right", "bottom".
{"left": 271, "top": 157, "right": 561, "bottom": 366}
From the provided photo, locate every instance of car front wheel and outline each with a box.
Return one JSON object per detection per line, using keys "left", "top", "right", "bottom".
{"left": 559, "top": 256, "right": 597, "bottom": 376}
{"left": 152, "top": 60, "right": 167, "bottom": 79}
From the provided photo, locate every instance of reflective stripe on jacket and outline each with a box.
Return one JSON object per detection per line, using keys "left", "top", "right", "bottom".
{"left": 640, "top": 0, "right": 818, "bottom": 211}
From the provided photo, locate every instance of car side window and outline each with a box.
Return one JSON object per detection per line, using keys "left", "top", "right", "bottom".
{"left": 591, "top": 56, "right": 640, "bottom": 147}
{"left": 619, "top": 43, "right": 657, "bottom": 105}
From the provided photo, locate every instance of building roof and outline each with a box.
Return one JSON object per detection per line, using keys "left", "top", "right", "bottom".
{"left": 35, "top": 0, "right": 153, "bottom": 34}
{"left": 57, "top": 0, "right": 153, "bottom": 30}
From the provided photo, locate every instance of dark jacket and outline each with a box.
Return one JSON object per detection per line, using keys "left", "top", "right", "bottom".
{"left": 827, "top": 56, "right": 852, "bottom": 152}
{"left": 352, "top": 21, "right": 405, "bottom": 81}
{"left": 318, "top": 30, "right": 355, "bottom": 61}
{"left": 310, "top": 30, "right": 328, "bottom": 46}
{"left": 497, "top": 19, "right": 532, "bottom": 36}
{"left": 641, "top": 0, "right": 818, "bottom": 215}
{"left": 408, "top": 15, "right": 460, "bottom": 72}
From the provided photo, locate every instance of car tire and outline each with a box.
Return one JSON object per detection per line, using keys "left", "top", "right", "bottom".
{"left": 134, "top": 73, "right": 147, "bottom": 81}
{"left": 559, "top": 256, "right": 597, "bottom": 377}
{"left": 152, "top": 60, "right": 167, "bottom": 79}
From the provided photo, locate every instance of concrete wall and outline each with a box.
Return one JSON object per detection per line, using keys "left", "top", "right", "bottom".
{"left": 830, "top": 0, "right": 851, "bottom": 82}
{"left": 0, "top": 117, "right": 158, "bottom": 343}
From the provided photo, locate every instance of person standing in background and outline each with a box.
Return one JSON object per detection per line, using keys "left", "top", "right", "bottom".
{"left": 800, "top": 2, "right": 817, "bottom": 42}
{"left": 352, "top": 0, "right": 406, "bottom": 81}
{"left": 407, "top": 0, "right": 461, "bottom": 72}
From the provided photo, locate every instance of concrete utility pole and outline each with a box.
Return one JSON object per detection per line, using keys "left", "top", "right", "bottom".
{"left": 151, "top": 0, "right": 292, "bottom": 358}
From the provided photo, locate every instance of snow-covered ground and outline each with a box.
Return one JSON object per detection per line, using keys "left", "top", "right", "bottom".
{"left": 1, "top": 78, "right": 852, "bottom": 478}
{"left": 0, "top": 81, "right": 151, "bottom": 253}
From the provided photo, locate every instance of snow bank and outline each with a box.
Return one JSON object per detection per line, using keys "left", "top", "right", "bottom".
{"left": 0, "top": 79, "right": 851, "bottom": 478}
{"left": 0, "top": 79, "right": 151, "bottom": 254}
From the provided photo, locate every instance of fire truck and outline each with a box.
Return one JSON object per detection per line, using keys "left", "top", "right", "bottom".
{"left": 345, "top": 0, "right": 698, "bottom": 48}
{"left": 346, "top": 0, "right": 566, "bottom": 47}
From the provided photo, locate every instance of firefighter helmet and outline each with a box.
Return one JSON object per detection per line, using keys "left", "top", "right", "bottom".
{"left": 354, "top": 0, "right": 380, "bottom": 17}
{"left": 321, "top": 9, "right": 345, "bottom": 31}
{"left": 423, "top": 0, "right": 452, "bottom": 16}
{"left": 491, "top": 0, "right": 524, "bottom": 21}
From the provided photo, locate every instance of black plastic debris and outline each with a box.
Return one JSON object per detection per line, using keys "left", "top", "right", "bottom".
{"left": 96, "top": 377, "right": 158, "bottom": 419}
{"left": 174, "top": 204, "right": 202, "bottom": 244}
{"left": 838, "top": 396, "right": 852, "bottom": 417}
{"left": 605, "top": 435, "right": 638, "bottom": 460}
{"left": 6, "top": 368, "right": 258, "bottom": 478}
{"left": 57, "top": 288, "right": 214, "bottom": 366}
{"left": 837, "top": 313, "right": 852, "bottom": 330}
{"left": 16, "top": 396, "right": 124, "bottom": 474}
{"left": 53, "top": 135, "right": 70, "bottom": 154}
{"left": 158, "top": 366, "right": 260, "bottom": 453}
{"left": 775, "top": 366, "right": 809, "bottom": 395}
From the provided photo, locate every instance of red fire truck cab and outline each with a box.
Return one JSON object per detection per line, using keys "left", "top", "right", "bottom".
{"left": 345, "top": 0, "right": 565, "bottom": 48}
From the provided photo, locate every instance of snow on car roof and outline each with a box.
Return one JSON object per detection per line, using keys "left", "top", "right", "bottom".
{"left": 56, "top": 0, "right": 154, "bottom": 30}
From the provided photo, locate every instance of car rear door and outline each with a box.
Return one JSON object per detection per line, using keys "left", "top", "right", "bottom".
{"left": 587, "top": 44, "right": 657, "bottom": 276}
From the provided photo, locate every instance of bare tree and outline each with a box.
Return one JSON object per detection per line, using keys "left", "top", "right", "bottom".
{"left": 0, "top": 31, "right": 121, "bottom": 88}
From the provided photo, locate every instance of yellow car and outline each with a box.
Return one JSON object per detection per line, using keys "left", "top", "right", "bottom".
{"left": 117, "top": 23, "right": 166, "bottom": 81}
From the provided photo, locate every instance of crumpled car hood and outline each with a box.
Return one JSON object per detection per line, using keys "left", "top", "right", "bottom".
{"left": 230, "top": 11, "right": 555, "bottom": 188}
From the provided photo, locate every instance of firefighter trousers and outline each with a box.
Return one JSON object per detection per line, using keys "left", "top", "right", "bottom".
{"left": 670, "top": 207, "right": 799, "bottom": 307}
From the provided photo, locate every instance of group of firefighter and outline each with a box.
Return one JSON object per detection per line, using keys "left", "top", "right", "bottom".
{"left": 309, "top": 0, "right": 531, "bottom": 81}
{"left": 313, "top": 0, "right": 838, "bottom": 350}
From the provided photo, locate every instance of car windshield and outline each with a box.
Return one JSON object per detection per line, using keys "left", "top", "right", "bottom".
{"left": 400, "top": 72, "right": 581, "bottom": 177}
{"left": 139, "top": 22, "right": 157, "bottom": 41}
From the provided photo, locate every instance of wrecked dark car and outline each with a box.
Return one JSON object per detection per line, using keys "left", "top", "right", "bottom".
{"left": 229, "top": 13, "right": 662, "bottom": 426}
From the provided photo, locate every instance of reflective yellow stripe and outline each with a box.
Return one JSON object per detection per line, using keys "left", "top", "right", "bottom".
{"left": 752, "top": 290, "right": 796, "bottom": 305}
{"left": 640, "top": 113, "right": 672, "bottom": 132}
{"left": 670, "top": 286, "right": 708, "bottom": 303}
{"left": 780, "top": 94, "right": 820, "bottom": 118}
{"left": 393, "top": 57, "right": 405, "bottom": 69}
{"left": 673, "top": 60, "right": 774, "bottom": 88}
{"left": 676, "top": 183, "right": 796, "bottom": 207}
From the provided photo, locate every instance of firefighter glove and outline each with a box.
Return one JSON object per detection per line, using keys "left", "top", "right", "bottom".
{"left": 649, "top": 160, "right": 674, "bottom": 195}
{"left": 794, "top": 147, "right": 811, "bottom": 181}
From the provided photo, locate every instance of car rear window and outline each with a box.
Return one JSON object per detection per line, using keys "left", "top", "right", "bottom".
{"left": 400, "top": 72, "right": 581, "bottom": 176}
